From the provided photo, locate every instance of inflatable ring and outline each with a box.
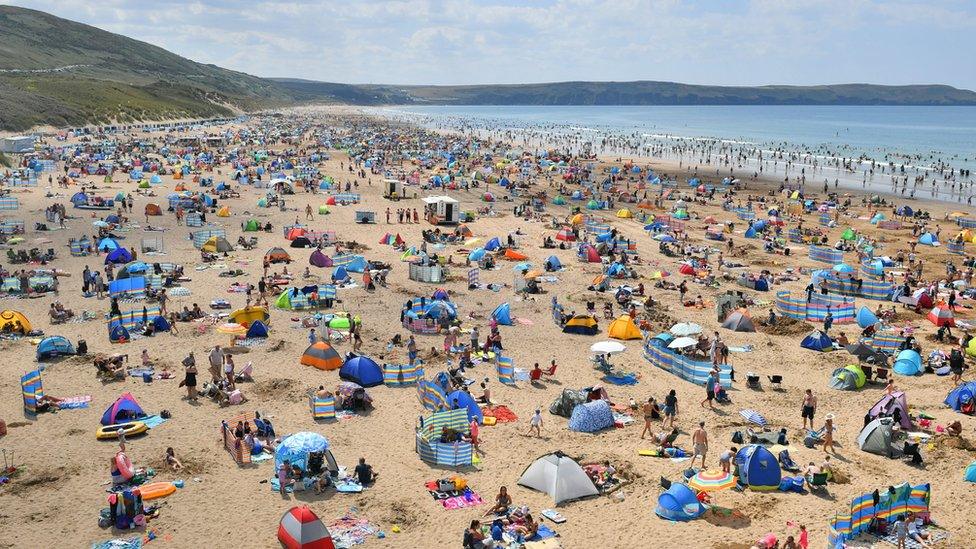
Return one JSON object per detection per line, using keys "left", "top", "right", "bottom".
{"left": 114, "top": 451, "right": 134, "bottom": 480}
{"left": 97, "top": 421, "right": 148, "bottom": 440}
{"left": 136, "top": 481, "right": 176, "bottom": 501}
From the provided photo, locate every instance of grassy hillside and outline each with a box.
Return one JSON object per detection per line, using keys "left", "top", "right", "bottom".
{"left": 0, "top": 5, "right": 291, "bottom": 131}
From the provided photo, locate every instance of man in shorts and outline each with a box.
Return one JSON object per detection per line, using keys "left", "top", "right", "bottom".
{"left": 692, "top": 421, "right": 708, "bottom": 468}
{"left": 801, "top": 388, "right": 817, "bottom": 430}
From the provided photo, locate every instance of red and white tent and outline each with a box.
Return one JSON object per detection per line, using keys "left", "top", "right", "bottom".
{"left": 278, "top": 506, "right": 334, "bottom": 549}
{"left": 927, "top": 302, "right": 955, "bottom": 327}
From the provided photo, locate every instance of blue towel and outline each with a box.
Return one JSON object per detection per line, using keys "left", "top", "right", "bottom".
{"left": 141, "top": 415, "right": 167, "bottom": 429}
{"left": 529, "top": 524, "right": 557, "bottom": 541}
{"left": 91, "top": 537, "right": 143, "bottom": 549}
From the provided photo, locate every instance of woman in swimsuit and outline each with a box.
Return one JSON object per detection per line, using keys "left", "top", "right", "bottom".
{"left": 483, "top": 486, "right": 512, "bottom": 517}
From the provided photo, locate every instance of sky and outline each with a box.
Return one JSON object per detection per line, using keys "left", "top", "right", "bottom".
{"left": 7, "top": 0, "right": 976, "bottom": 89}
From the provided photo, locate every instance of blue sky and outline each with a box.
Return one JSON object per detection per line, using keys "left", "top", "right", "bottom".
{"left": 8, "top": 0, "right": 976, "bottom": 89}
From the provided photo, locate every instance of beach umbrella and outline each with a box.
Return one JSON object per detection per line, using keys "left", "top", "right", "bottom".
{"left": 670, "top": 322, "right": 702, "bottom": 336}
{"left": 590, "top": 341, "right": 626, "bottom": 355}
{"left": 739, "top": 409, "right": 767, "bottom": 427}
{"left": 667, "top": 336, "right": 697, "bottom": 349}
{"left": 688, "top": 470, "right": 736, "bottom": 492}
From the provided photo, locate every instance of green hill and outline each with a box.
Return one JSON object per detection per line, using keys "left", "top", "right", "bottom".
{"left": 0, "top": 5, "right": 292, "bottom": 131}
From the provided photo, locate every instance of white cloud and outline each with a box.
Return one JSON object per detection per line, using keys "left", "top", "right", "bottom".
{"left": 5, "top": 0, "right": 974, "bottom": 88}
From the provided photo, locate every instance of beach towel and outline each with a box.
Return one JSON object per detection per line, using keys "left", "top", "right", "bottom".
{"left": 727, "top": 345, "right": 754, "bottom": 353}
{"left": 604, "top": 372, "right": 639, "bottom": 385}
{"left": 91, "top": 537, "right": 143, "bottom": 549}
{"left": 481, "top": 405, "right": 518, "bottom": 423}
{"left": 58, "top": 395, "right": 91, "bottom": 409}
{"left": 250, "top": 452, "right": 274, "bottom": 463}
{"left": 875, "top": 527, "right": 948, "bottom": 548}
{"left": 328, "top": 516, "right": 377, "bottom": 548}
{"left": 141, "top": 415, "right": 168, "bottom": 429}
{"left": 612, "top": 411, "right": 635, "bottom": 425}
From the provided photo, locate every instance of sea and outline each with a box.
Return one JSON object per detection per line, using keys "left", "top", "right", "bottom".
{"left": 372, "top": 105, "right": 976, "bottom": 203}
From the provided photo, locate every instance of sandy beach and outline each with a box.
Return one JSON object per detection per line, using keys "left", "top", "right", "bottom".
{"left": 0, "top": 105, "right": 974, "bottom": 549}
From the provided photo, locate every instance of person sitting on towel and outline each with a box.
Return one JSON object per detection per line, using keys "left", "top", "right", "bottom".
{"left": 354, "top": 457, "right": 377, "bottom": 486}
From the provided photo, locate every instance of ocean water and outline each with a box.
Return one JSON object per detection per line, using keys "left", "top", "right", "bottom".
{"left": 378, "top": 105, "right": 976, "bottom": 168}
{"left": 375, "top": 104, "right": 976, "bottom": 203}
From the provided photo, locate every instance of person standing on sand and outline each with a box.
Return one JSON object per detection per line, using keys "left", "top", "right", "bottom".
{"left": 700, "top": 370, "right": 717, "bottom": 409}
{"left": 209, "top": 345, "right": 224, "bottom": 383}
{"left": 692, "top": 421, "right": 708, "bottom": 468}
{"left": 821, "top": 415, "right": 836, "bottom": 454}
{"left": 640, "top": 398, "right": 656, "bottom": 439}
{"left": 663, "top": 389, "right": 678, "bottom": 429}
{"left": 801, "top": 389, "right": 817, "bottom": 430}
{"left": 306, "top": 204, "right": 313, "bottom": 220}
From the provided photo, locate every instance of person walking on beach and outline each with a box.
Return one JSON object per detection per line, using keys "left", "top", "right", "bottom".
{"left": 663, "top": 389, "right": 678, "bottom": 429}
{"left": 305, "top": 204, "right": 313, "bottom": 220}
{"left": 526, "top": 408, "right": 543, "bottom": 437}
{"left": 700, "top": 370, "right": 717, "bottom": 409}
{"left": 182, "top": 352, "right": 198, "bottom": 401}
{"left": 823, "top": 311, "right": 833, "bottom": 334}
{"left": 692, "top": 421, "right": 708, "bottom": 468}
{"left": 801, "top": 389, "right": 817, "bottom": 430}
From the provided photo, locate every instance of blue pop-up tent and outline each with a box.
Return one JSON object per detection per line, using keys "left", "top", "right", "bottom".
{"left": 492, "top": 302, "right": 513, "bottom": 325}
{"left": 447, "top": 390, "right": 484, "bottom": 424}
{"left": 893, "top": 349, "right": 922, "bottom": 376}
{"left": 36, "top": 335, "right": 75, "bottom": 360}
{"left": 655, "top": 483, "right": 705, "bottom": 521}
{"left": 105, "top": 248, "right": 133, "bottom": 264}
{"left": 735, "top": 445, "right": 781, "bottom": 491}
{"left": 800, "top": 330, "right": 833, "bottom": 352}
{"left": 945, "top": 381, "right": 976, "bottom": 413}
{"left": 339, "top": 355, "right": 384, "bottom": 387}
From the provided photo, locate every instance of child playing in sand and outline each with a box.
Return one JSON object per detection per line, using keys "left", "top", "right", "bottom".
{"left": 165, "top": 447, "right": 183, "bottom": 471}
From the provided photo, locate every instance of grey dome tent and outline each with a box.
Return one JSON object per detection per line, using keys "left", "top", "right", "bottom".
{"left": 549, "top": 389, "right": 586, "bottom": 418}
{"left": 517, "top": 451, "right": 599, "bottom": 505}
{"left": 721, "top": 310, "right": 756, "bottom": 332}
{"left": 857, "top": 417, "right": 902, "bottom": 458}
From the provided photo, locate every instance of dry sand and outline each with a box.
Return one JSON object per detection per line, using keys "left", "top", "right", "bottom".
{"left": 0, "top": 109, "right": 974, "bottom": 549}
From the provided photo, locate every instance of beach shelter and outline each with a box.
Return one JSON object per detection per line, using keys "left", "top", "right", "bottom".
{"left": 144, "top": 203, "right": 162, "bottom": 216}
{"left": 443, "top": 389, "right": 484, "bottom": 424}
{"left": 869, "top": 391, "right": 912, "bottom": 429}
{"left": 245, "top": 320, "right": 269, "bottom": 338}
{"left": 309, "top": 249, "right": 332, "bottom": 268}
{"left": 300, "top": 341, "right": 342, "bottom": 370}
{"left": 655, "top": 484, "right": 705, "bottom": 521}
{"left": 555, "top": 228, "right": 576, "bottom": 242}
{"left": 331, "top": 266, "right": 350, "bottom": 284}
{"left": 278, "top": 506, "right": 334, "bottom": 549}
{"left": 828, "top": 365, "right": 866, "bottom": 390}
{"left": 800, "top": 330, "right": 833, "bottom": 352}
{"left": 927, "top": 302, "right": 955, "bottom": 327}
{"left": 492, "top": 302, "right": 514, "bottom": 325}
{"left": 856, "top": 306, "right": 880, "bottom": 329}
{"left": 266, "top": 247, "right": 291, "bottom": 263}
{"left": 485, "top": 237, "right": 501, "bottom": 251}
{"left": 857, "top": 417, "right": 900, "bottom": 458}
{"left": 721, "top": 310, "right": 756, "bottom": 332}
{"left": 568, "top": 399, "right": 614, "bottom": 432}
{"left": 105, "top": 248, "right": 133, "bottom": 264}
{"left": 607, "top": 315, "right": 642, "bottom": 340}
{"left": 291, "top": 237, "right": 312, "bottom": 248}
{"left": 841, "top": 228, "right": 857, "bottom": 241}
{"left": 0, "top": 310, "right": 31, "bottom": 333}
{"left": 98, "top": 237, "right": 121, "bottom": 252}
{"left": 563, "top": 315, "right": 599, "bottom": 335}
{"left": 202, "top": 236, "right": 233, "bottom": 253}
{"left": 544, "top": 255, "right": 562, "bottom": 271}
{"left": 966, "top": 462, "right": 976, "bottom": 483}
{"left": 109, "top": 323, "right": 130, "bottom": 343}
{"left": 243, "top": 219, "right": 260, "bottom": 232}
{"left": 339, "top": 355, "right": 384, "bottom": 387}
{"left": 945, "top": 381, "right": 976, "bottom": 414}
{"left": 36, "top": 335, "right": 75, "bottom": 360}
{"left": 734, "top": 445, "right": 781, "bottom": 491}
{"left": 893, "top": 350, "right": 922, "bottom": 376}
{"left": 918, "top": 232, "right": 938, "bottom": 246}
{"left": 100, "top": 392, "right": 146, "bottom": 425}
{"left": 616, "top": 208, "right": 632, "bottom": 218}
{"left": 216, "top": 206, "right": 231, "bottom": 217}
{"left": 580, "top": 245, "right": 601, "bottom": 263}
{"left": 518, "top": 452, "right": 599, "bottom": 505}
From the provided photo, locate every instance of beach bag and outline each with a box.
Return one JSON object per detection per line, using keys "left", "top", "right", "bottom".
{"left": 452, "top": 476, "right": 468, "bottom": 490}
{"left": 438, "top": 479, "right": 456, "bottom": 492}
{"left": 731, "top": 431, "right": 744, "bottom": 444}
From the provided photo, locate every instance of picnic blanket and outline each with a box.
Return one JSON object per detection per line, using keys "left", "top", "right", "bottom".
{"left": 58, "top": 395, "right": 91, "bottom": 409}
{"left": 482, "top": 405, "right": 518, "bottom": 423}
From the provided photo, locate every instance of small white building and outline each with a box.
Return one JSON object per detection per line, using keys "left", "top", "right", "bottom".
{"left": 383, "top": 179, "right": 405, "bottom": 199}
{"left": 0, "top": 135, "right": 35, "bottom": 153}
{"left": 422, "top": 195, "right": 460, "bottom": 225}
